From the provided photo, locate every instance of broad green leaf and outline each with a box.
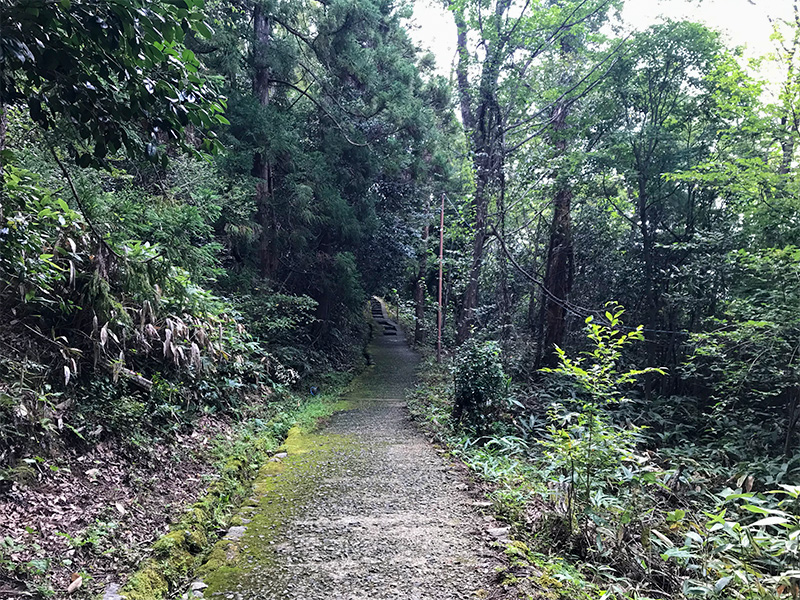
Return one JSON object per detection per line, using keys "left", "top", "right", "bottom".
{"left": 749, "top": 516, "right": 790, "bottom": 527}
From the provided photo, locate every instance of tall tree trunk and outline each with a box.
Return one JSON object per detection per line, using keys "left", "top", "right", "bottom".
{"left": 457, "top": 179, "right": 489, "bottom": 343}
{"left": 414, "top": 201, "right": 430, "bottom": 345}
{"left": 252, "top": 3, "right": 277, "bottom": 278}
{"left": 452, "top": 2, "right": 480, "bottom": 344}
{"left": 537, "top": 45, "right": 575, "bottom": 367}
{"left": 456, "top": 120, "right": 501, "bottom": 343}
{"left": 451, "top": 0, "right": 510, "bottom": 345}
{"left": 452, "top": 5, "right": 475, "bottom": 138}
{"left": 780, "top": 116, "right": 795, "bottom": 176}
{"left": 538, "top": 187, "right": 573, "bottom": 367}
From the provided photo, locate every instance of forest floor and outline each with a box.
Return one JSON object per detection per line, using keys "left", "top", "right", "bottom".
{"left": 194, "top": 313, "right": 510, "bottom": 600}
{"left": 0, "top": 414, "right": 225, "bottom": 598}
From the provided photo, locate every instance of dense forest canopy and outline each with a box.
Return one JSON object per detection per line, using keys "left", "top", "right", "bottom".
{"left": 3, "top": 0, "right": 800, "bottom": 598}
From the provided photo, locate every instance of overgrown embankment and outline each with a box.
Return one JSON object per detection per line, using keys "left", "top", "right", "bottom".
{"left": 0, "top": 371, "right": 356, "bottom": 600}
{"left": 118, "top": 381, "right": 355, "bottom": 600}
{"left": 0, "top": 153, "right": 371, "bottom": 599}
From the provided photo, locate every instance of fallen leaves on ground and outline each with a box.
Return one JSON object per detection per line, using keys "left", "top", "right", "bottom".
{"left": 0, "top": 415, "right": 229, "bottom": 599}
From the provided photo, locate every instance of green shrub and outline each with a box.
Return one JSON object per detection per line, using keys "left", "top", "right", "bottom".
{"left": 452, "top": 339, "right": 508, "bottom": 434}
{"left": 540, "top": 303, "right": 664, "bottom": 533}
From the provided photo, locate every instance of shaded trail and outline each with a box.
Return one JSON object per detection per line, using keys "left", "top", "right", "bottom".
{"left": 200, "top": 304, "right": 499, "bottom": 599}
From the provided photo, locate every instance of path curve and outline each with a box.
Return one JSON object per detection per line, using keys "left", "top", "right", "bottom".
{"left": 199, "top": 305, "right": 500, "bottom": 600}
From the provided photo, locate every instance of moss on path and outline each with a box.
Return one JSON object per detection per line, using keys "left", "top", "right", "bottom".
{"left": 195, "top": 317, "right": 500, "bottom": 599}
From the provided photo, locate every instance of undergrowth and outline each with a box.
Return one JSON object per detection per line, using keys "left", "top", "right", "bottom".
{"left": 407, "top": 307, "right": 800, "bottom": 600}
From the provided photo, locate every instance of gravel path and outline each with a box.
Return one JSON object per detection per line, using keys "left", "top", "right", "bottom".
{"left": 200, "top": 310, "right": 501, "bottom": 600}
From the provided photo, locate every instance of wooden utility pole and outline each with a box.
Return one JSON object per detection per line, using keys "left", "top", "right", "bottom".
{"left": 437, "top": 193, "right": 445, "bottom": 363}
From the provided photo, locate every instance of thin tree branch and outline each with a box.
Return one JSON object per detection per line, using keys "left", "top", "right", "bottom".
{"left": 47, "top": 144, "right": 122, "bottom": 259}
{"left": 270, "top": 80, "right": 368, "bottom": 147}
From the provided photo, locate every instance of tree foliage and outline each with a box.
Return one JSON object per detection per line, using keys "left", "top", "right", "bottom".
{"left": 0, "top": 0, "right": 226, "bottom": 165}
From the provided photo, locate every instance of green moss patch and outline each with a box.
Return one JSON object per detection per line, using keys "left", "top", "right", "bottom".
{"left": 196, "top": 427, "right": 360, "bottom": 597}
{"left": 116, "top": 382, "right": 353, "bottom": 600}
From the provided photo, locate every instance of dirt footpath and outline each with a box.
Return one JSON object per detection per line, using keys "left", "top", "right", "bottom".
{"left": 198, "top": 314, "right": 502, "bottom": 600}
